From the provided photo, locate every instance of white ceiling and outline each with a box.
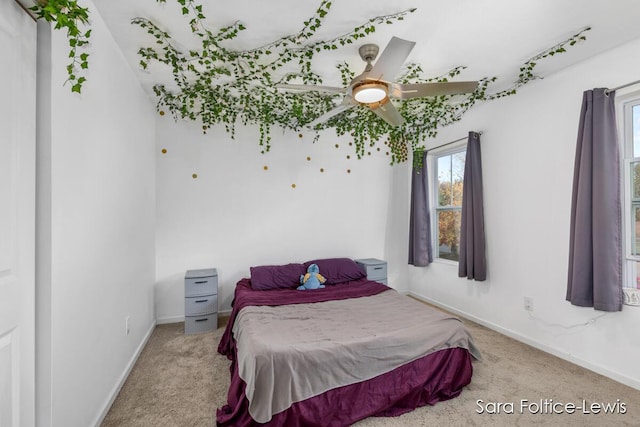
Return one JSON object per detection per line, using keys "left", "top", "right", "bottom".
{"left": 92, "top": 0, "right": 640, "bottom": 98}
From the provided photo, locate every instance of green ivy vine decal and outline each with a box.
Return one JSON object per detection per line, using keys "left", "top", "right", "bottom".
{"left": 30, "top": 0, "right": 92, "bottom": 93}
{"left": 133, "top": 0, "right": 589, "bottom": 167}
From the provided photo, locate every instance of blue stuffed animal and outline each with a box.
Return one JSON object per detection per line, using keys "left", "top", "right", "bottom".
{"left": 298, "top": 264, "right": 326, "bottom": 290}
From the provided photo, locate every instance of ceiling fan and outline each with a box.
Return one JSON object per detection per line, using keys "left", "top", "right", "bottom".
{"left": 276, "top": 37, "right": 479, "bottom": 128}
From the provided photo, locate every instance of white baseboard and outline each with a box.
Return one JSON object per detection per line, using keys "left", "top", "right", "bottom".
{"left": 92, "top": 320, "right": 156, "bottom": 427}
{"left": 408, "top": 291, "right": 640, "bottom": 391}
{"left": 156, "top": 315, "right": 183, "bottom": 325}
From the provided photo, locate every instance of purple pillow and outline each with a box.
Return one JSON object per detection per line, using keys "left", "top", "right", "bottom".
{"left": 250, "top": 263, "right": 306, "bottom": 291}
{"left": 304, "top": 258, "right": 366, "bottom": 284}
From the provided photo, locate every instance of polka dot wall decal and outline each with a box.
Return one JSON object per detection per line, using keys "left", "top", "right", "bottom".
{"left": 159, "top": 110, "right": 165, "bottom": 116}
{"left": 161, "top": 149, "right": 167, "bottom": 154}
{"left": 263, "top": 165, "right": 269, "bottom": 170}
{"left": 292, "top": 183, "right": 297, "bottom": 188}
{"left": 192, "top": 173, "right": 198, "bottom": 179}
{"left": 335, "top": 144, "right": 339, "bottom": 148}
{"left": 367, "top": 151, "right": 371, "bottom": 156}
{"left": 347, "top": 169, "right": 351, "bottom": 174}
{"left": 346, "top": 155, "right": 350, "bottom": 159}
{"left": 377, "top": 147, "right": 381, "bottom": 151}
{"left": 298, "top": 133, "right": 303, "bottom": 138}
{"left": 306, "top": 156, "right": 311, "bottom": 161}
{"left": 320, "top": 168, "right": 324, "bottom": 172}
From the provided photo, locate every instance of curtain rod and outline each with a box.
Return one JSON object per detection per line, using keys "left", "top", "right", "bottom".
{"left": 425, "top": 131, "right": 482, "bottom": 153}
{"left": 15, "top": 0, "right": 37, "bottom": 22}
{"left": 605, "top": 79, "right": 640, "bottom": 95}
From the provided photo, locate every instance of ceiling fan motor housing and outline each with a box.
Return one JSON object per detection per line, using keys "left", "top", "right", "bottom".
{"left": 358, "top": 43, "right": 379, "bottom": 63}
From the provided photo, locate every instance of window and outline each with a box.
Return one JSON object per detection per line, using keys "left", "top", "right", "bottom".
{"left": 431, "top": 146, "right": 466, "bottom": 261}
{"left": 619, "top": 94, "right": 640, "bottom": 289}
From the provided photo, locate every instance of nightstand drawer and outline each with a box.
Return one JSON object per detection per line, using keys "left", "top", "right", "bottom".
{"left": 185, "top": 269, "right": 218, "bottom": 297}
{"left": 185, "top": 313, "right": 217, "bottom": 334}
{"left": 185, "top": 294, "right": 217, "bottom": 316}
{"left": 362, "top": 263, "right": 387, "bottom": 281}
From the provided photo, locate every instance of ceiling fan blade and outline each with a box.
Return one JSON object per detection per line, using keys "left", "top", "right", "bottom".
{"left": 390, "top": 81, "right": 479, "bottom": 99}
{"left": 276, "top": 83, "right": 345, "bottom": 94}
{"left": 367, "top": 37, "right": 416, "bottom": 82}
{"left": 371, "top": 101, "right": 404, "bottom": 127}
{"left": 307, "top": 99, "right": 355, "bottom": 128}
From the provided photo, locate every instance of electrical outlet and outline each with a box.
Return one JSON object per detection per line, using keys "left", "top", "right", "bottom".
{"left": 523, "top": 297, "right": 533, "bottom": 312}
{"left": 125, "top": 316, "right": 130, "bottom": 336}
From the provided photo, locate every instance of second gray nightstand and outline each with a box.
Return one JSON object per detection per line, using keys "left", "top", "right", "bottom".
{"left": 355, "top": 258, "right": 387, "bottom": 285}
{"left": 184, "top": 268, "right": 218, "bottom": 334}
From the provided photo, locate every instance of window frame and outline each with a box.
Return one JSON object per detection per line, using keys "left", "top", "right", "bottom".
{"left": 428, "top": 141, "right": 467, "bottom": 263}
{"left": 616, "top": 90, "right": 640, "bottom": 289}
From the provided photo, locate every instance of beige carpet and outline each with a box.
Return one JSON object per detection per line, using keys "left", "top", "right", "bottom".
{"left": 102, "top": 316, "right": 640, "bottom": 427}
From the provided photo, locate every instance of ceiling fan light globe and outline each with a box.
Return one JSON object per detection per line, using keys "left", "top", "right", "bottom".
{"left": 353, "top": 84, "right": 387, "bottom": 104}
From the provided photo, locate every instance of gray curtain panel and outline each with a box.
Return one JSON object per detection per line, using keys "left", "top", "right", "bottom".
{"left": 458, "top": 132, "right": 487, "bottom": 281}
{"left": 408, "top": 151, "right": 433, "bottom": 266}
{"left": 566, "top": 88, "right": 622, "bottom": 311}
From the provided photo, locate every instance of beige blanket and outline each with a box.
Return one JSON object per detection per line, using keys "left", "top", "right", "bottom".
{"left": 232, "top": 289, "right": 481, "bottom": 423}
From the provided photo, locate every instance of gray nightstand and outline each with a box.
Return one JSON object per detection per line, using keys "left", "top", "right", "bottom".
{"left": 184, "top": 268, "right": 218, "bottom": 334}
{"left": 355, "top": 258, "right": 387, "bottom": 285}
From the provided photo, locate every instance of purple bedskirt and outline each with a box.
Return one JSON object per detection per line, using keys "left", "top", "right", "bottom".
{"left": 217, "top": 278, "right": 474, "bottom": 426}
{"left": 217, "top": 347, "right": 472, "bottom": 426}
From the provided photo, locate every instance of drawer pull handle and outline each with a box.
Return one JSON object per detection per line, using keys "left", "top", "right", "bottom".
{"left": 195, "top": 318, "right": 208, "bottom": 323}
{"left": 195, "top": 280, "right": 208, "bottom": 284}
{"left": 374, "top": 267, "right": 383, "bottom": 270}
{"left": 195, "top": 299, "right": 208, "bottom": 303}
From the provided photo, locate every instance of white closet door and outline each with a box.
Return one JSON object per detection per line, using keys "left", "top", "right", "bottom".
{"left": 0, "top": 1, "right": 37, "bottom": 426}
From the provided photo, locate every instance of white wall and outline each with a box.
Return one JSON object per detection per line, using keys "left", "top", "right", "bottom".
{"left": 406, "top": 37, "right": 640, "bottom": 390}
{"left": 37, "top": 1, "right": 157, "bottom": 425}
{"left": 155, "top": 117, "right": 409, "bottom": 320}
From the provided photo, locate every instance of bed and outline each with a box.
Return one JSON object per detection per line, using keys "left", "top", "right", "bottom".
{"left": 217, "top": 258, "right": 481, "bottom": 426}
